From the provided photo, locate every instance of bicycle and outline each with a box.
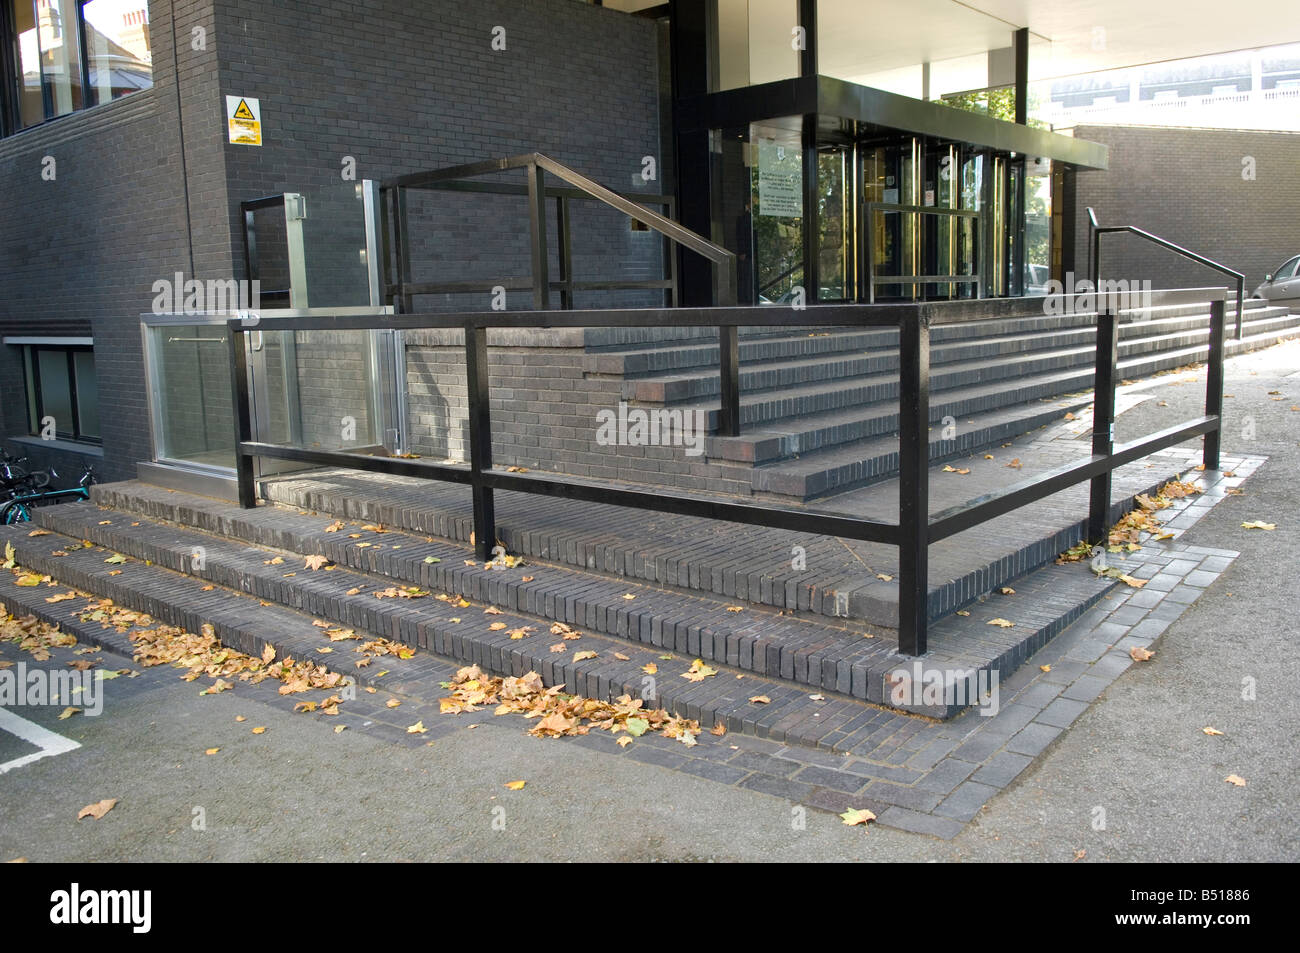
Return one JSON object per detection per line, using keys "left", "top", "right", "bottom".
{"left": 0, "top": 457, "right": 95, "bottom": 524}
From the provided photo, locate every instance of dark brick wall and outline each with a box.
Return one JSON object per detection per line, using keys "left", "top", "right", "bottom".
{"left": 213, "top": 0, "right": 666, "bottom": 312}
{"left": 1072, "top": 125, "right": 1300, "bottom": 293}
{"left": 0, "top": 0, "right": 664, "bottom": 482}
{"left": 0, "top": 0, "right": 228, "bottom": 482}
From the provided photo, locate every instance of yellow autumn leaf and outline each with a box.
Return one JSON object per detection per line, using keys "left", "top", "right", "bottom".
{"left": 251, "top": 726, "right": 267, "bottom": 735}
{"left": 1129, "top": 645, "right": 1155, "bottom": 661}
{"left": 749, "top": 695, "right": 771, "bottom": 704}
{"left": 1241, "top": 521, "right": 1275, "bottom": 530}
{"left": 840, "top": 808, "right": 876, "bottom": 827}
{"left": 1202, "top": 727, "right": 1224, "bottom": 736}
{"left": 77, "top": 798, "right": 119, "bottom": 820}
{"left": 407, "top": 721, "right": 428, "bottom": 734}
{"left": 987, "top": 618, "right": 1015, "bottom": 628}
{"left": 572, "top": 650, "right": 597, "bottom": 661}
{"left": 1224, "top": 774, "right": 1246, "bottom": 787}
{"left": 504, "top": 780, "right": 526, "bottom": 791}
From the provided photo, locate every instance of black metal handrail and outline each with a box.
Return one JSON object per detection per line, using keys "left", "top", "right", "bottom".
{"left": 227, "top": 285, "right": 1229, "bottom": 659}
{"left": 1087, "top": 207, "right": 1245, "bottom": 340}
{"left": 381, "top": 152, "right": 741, "bottom": 432}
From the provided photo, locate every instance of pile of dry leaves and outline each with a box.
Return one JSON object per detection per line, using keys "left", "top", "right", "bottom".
{"left": 439, "top": 664, "right": 702, "bottom": 747}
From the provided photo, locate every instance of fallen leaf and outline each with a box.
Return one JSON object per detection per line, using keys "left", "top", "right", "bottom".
{"left": 642, "top": 663, "right": 657, "bottom": 675}
{"left": 616, "top": 736, "right": 633, "bottom": 748}
{"left": 386, "top": 698, "right": 402, "bottom": 708}
{"left": 572, "top": 650, "right": 597, "bottom": 661}
{"left": 334, "top": 724, "right": 347, "bottom": 733}
{"left": 58, "top": 706, "right": 82, "bottom": 720}
{"left": 1129, "top": 646, "right": 1155, "bottom": 662}
{"left": 204, "top": 748, "right": 220, "bottom": 756}
{"left": 711, "top": 722, "right": 727, "bottom": 736}
{"left": 681, "top": 658, "right": 717, "bottom": 682}
{"left": 749, "top": 695, "right": 771, "bottom": 705}
{"left": 1039, "top": 664, "right": 1051, "bottom": 673}
{"left": 304, "top": 554, "right": 330, "bottom": 571}
{"left": 876, "top": 573, "right": 893, "bottom": 582}
{"left": 987, "top": 618, "right": 1015, "bottom": 628}
{"left": 1000, "top": 587, "right": 1015, "bottom": 595}
{"left": 1241, "top": 521, "right": 1275, "bottom": 530}
{"left": 1006, "top": 458, "right": 1023, "bottom": 470}
{"left": 251, "top": 726, "right": 267, "bottom": 735}
{"left": 77, "top": 798, "right": 119, "bottom": 820}
{"left": 1224, "top": 774, "right": 1246, "bottom": 787}
{"left": 1202, "top": 727, "right": 1224, "bottom": 736}
{"left": 407, "top": 721, "right": 428, "bottom": 735}
{"left": 840, "top": 808, "right": 876, "bottom": 827}
{"left": 504, "top": 780, "right": 526, "bottom": 791}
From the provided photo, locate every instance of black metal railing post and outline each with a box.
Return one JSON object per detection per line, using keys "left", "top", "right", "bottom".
{"left": 716, "top": 257, "right": 740, "bottom": 437}
{"left": 1088, "top": 292, "right": 1118, "bottom": 542}
{"left": 394, "top": 186, "right": 413, "bottom": 313}
{"left": 555, "top": 195, "right": 573, "bottom": 309}
{"left": 1204, "top": 297, "right": 1227, "bottom": 470}
{"left": 1233, "top": 277, "right": 1244, "bottom": 342}
{"left": 526, "top": 161, "right": 550, "bottom": 311}
{"left": 897, "top": 310, "right": 931, "bottom": 656}
{"left": 228, "top": 324, "right": 257, "bottom": 509}
{"left": 464, "top": 320, "right": 497, "bottom": 561}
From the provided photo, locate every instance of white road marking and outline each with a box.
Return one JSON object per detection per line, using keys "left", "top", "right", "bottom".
{"left": 0, "top": 706, "right": 81, "bottom": 774}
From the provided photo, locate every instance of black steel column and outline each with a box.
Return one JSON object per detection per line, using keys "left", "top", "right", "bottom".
{"left": 1088, "top": 292, "right": 1118, "bottom": 542}
{"left": 802, "top": 113, "right": 819, "bottom": 305}
{"left": 798, "top": 0, "right": 817, "bottom": 78}
{"left": 464, "top": 321, "right": 496, "bottom": 561}
{"left": 227, "top": 326, "right": 257, "bottom": 509}
{"left": 669, "top": 0, "right": 713, "bottom": 306}
{"left": 1204, "top": 297, "right": 1226, "bottom": 470}
{"left": 526, "top": 162, "right": 550, "bottom": 311}
{"left": 898, "top": 313, "right": 931, "bottom": 656}
{"left": 1013, "top": 27, "right": 1028, "bottom": 126}
{"left": 718, "top": 324, "right": 740, "bottom": 437}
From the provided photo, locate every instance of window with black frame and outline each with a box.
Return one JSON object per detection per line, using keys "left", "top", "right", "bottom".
{"left": 2, "top": 0, "right": 151, "bottom": 134}
{"left": 19, "top": 343, "right": 100, "bottom": 443}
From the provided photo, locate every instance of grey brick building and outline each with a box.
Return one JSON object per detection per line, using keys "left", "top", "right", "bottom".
{"left": 0, "top": 1, "right": 1293, "bottom": 496}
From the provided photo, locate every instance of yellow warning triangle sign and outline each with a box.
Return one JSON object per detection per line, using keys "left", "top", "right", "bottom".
{"left": 232, "top": 99, "right": 255, "bottom": 120}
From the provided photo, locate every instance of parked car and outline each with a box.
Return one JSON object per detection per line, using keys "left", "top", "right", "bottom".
{"left": 1251, "top": 256, "right": 1300, "bottom": 306}
{"left": 1024, "top": 263, "right": 1051, "bottom": 295}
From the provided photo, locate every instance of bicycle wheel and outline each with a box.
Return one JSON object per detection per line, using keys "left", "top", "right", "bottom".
{"left": 1, "top": 501, "right": 31, "bottom": 524}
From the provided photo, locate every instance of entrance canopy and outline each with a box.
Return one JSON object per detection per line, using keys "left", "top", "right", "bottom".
{"left": 679, "top": 74, "right": 1109, "bottom": 170}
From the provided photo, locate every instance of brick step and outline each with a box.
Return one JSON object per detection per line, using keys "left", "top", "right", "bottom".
{"left": 28, "top": 499, "right": 893, "bottom": 695}
{"left": 689, "top": 312, "right": 1300, "bottom": 433}
{"left": 634, "top": 306, "right": 1297, "bottom": 408}
{"left": 589, "top": 299, "right": 1276, "bottom": 378}
{"left": 0, "top": 525, "right": 913, "bottom": 742}
{"left": 750, "top": 398, "right": 1089, "bottom": 500}
{"left": 0, "top": 499, "right": 1122, "bottom": 724}
{"left": 731, "top": 314, "right": 1300, "bottom": 498}
{"left": 232, "top": 429, "right": 1196, "bottom": 626}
